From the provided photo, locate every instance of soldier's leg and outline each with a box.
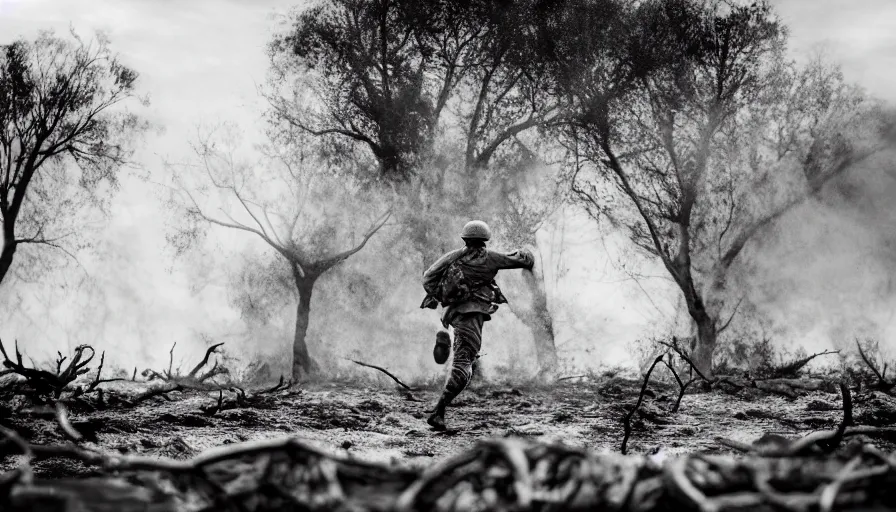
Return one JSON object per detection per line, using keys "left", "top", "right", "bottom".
{"left": 427, "top": 313, "right": 484, "bottom": 431}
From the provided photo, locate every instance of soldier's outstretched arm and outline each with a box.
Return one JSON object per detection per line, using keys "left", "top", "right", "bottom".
{"left": 489, "top": 248, "right": 535, "bottom": 270}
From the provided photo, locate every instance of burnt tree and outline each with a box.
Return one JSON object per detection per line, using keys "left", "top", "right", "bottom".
{"left": 170, "top": 126, "right": 391, "bottom": 380}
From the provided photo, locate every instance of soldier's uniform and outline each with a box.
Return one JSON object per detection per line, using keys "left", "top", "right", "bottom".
{"left": 420, "top": 221, "right": 534, "bottom": 431}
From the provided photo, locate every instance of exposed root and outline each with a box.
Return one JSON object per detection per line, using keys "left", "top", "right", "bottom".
{"left": 0, "top": 338, "right": 119, "bottom": 404}
{"left": 260, "top": 375, "right": 292, "bottom": 394}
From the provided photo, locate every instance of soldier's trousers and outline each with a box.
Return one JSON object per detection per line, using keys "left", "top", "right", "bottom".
{"left": 441, "top": 313, "right": 485, "bottom": 405}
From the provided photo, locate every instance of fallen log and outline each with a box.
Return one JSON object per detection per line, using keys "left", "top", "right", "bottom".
{"left": 4, "top": 434, "right": 896, "bottom": 511}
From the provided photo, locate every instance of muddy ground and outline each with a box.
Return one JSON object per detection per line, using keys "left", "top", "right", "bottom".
{"left": 4, "top": 372, "right": 895, "bottom": 479}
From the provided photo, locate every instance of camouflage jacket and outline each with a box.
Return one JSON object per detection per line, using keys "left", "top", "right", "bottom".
{"left": 420, "top": 246, "right": 535, "bottom": 328}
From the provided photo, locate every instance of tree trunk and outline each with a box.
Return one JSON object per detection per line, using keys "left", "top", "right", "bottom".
{"left": 0, "top": 239, "right": 15, "bottom": 288}
{"left": 519, "top": 269, "right": 558, "bottom": 373}
{"left": 292, "top": 275, "right": 320, "bottom": 381}
{"left": 691, "top": 309, "right": 718, "bottom": 378}
{"left": 674, "top": 262, "right": 719, "bottom": 378}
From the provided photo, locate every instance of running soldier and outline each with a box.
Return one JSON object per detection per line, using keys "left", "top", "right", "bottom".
{"left": 420, "top": 220, "right": 534, "bottom": 431}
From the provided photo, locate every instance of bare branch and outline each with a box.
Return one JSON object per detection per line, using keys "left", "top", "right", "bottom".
{"left": 186, "top": 343, "right": 225, "bottom": 380}
{"left": 716, "top": 296, "right": 744, "bottom": 334}
{"left": 621, "top": 354, "right": 664, "bottom": 455}
{"left": 314, "top": 209, "right": 392, "bottom": 271}
{"left": 348, "top": 359, "right": 416, "bottom": 392}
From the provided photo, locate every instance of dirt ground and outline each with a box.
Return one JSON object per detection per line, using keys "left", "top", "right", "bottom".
{"left": 4, "top": 373, "right": 892, "bottom": 479}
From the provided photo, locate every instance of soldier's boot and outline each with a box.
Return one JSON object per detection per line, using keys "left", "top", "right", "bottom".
{"left": 433, "top": 330, "right": 451, "bottom": 365}
{"left": 427, "top": 394, "right": 449, "bottom": 431}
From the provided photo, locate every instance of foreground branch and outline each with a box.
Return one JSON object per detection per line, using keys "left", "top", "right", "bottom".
{"left": 3, "top": 434, "right": 896, "bottom": 511}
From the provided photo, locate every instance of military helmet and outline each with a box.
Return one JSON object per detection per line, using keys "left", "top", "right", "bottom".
{"left": 461, "top": 220, "right": 491, "bottom": 241}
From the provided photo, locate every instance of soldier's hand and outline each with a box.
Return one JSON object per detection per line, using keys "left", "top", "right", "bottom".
{"left": 520, "top": 248, "right": 536, "bottom": 270}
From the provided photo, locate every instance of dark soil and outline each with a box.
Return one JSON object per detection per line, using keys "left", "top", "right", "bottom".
{"left": 4, "top": 376, "right": 893, "bottom": 478}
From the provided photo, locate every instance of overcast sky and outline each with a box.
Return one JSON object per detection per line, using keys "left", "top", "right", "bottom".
{"left": 1, "top": 0, "right": 895, "bottom": 368}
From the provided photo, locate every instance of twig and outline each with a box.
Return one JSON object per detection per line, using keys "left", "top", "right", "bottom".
{"left": 662, "top": 355, "right": 700, "bottom": 413}
{"left": 168, "top": 342, "right": 177, "bottom": 378}
{"left": 348, "top": 359, "right": 417, "bottom": 391}
{"left": 658, "top": 338, "right": 710, "bottom": 383}
{"left": 55, "top": 352, "right": 67, "bottom": 374}
{"left": 856, "top": 339, "right": 894, "bottom": 392}
{"left": 818, "top": 383, "right": 852, "bottom": 454}
{"left": 79, "top": 351, "right": 126, "bottom": 396}
{"left": 260, "top": 375, "right": 291, "bottom": 394}
{"left": 131, "top": 383, "right": 184, "bottom": 404}
{"left": 621, "top": 355, "right": 664, "bottom": 455}
{"left": 557, "top": 375, "right": 587, "bottom": 382}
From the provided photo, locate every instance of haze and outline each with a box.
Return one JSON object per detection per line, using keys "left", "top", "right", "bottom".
{"left": 1, "top": 0, "right": 895, "bottom": 378}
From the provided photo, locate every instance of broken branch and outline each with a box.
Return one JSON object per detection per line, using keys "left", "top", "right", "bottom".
{"left": 187, "top": 343, "right": 225, "bottom": 379}
{"left": 621, "top": 354, "right": 664, "bottom": 455}
{"left": 348, "top": 359, "right": 417, "bottom": 391}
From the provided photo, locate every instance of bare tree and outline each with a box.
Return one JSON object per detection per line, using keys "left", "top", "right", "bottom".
{"left": 0, "top": 30, "right": 149, "bottom": 288}
{"left": 168, "top": 124, "right": 391, "bottom": 380}
{"left": 541, "top": 0, "right": 893, "bottom": 375}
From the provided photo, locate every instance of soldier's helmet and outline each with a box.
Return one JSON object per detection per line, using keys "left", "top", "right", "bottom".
{"left": 461, "top": 220, "right": 491, "bottom": 241}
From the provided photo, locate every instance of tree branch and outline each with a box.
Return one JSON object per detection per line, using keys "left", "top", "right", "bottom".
{"left": 313, "top": 209, "right": 392, "bottom": 271}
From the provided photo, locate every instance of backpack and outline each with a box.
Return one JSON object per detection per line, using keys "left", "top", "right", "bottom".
{"left": 428, "top": 258, "right": 506, "bottom": 307}
{"left": 422, "top": 248, "right": 507, "bottom": 308}
{"left": 436, "top": 259, "right": 473, "bottom": 306}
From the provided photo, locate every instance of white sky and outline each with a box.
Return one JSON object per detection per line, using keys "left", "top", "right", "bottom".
{"left": 0, "top": 0, "right": 894, "bottom": 370}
